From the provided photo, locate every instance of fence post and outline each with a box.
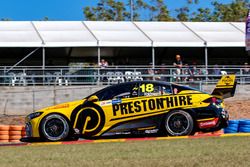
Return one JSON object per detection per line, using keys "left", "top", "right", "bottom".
{"left": 199, "top": 81, "right": 203, "bottom": 91}
{"left": 3, "top": 99, "right": 8, "bottom": 116}
{"left": 53, "top": 86, "right": 56, "bottom": 105}
{"left": 32, "top": 89, "right": 35, "bottom": 112}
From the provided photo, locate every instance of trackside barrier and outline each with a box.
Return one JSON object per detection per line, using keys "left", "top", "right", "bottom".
{"left": 224, "top": 120, "right": 250, "bottom": 133}
{"left": 0, "top": 125, "right": 25, "bottom": 143}
{"left": 0, "top": 120, "right": 249, "bottom": 143}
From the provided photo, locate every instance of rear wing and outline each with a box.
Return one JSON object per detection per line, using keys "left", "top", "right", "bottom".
{"left": 211, "top": 75, "right": 237, "bottom": 99}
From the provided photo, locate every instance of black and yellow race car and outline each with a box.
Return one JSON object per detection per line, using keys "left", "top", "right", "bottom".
{"left": 24, "top": 75, "right": 236, "bottom": 141}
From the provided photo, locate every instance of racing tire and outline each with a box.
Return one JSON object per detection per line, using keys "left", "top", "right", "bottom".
{"left": 0, "top": 131, "right": 9, "bottom": 135}
{"left": 40, "top": 114, "right": 70, "bottom": 142}
{"left": 9, "top": 135, "right": 22, "bottom": 140}
{"left": 9, "top": 130, "right": 22, "bottom": 135}
{"left": 0, "top": 125, "right": 10, "bottom": 131}
{"left": 9, "top": 125, "right": 24, "bottom": 131}
{"left": 163, "top": 110, "right": 194, "bottom": 136}
{"left": 0, "top": 135, "right": 9, "bottom": 140}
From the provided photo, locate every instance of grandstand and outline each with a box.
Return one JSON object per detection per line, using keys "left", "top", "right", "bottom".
{"left": 0, "top": 21, "right": 249, "bottom": 86}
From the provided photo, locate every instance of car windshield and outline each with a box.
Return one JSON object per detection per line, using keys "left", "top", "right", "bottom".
{"left": 85, "top": 83, "right": 135, "bottom": 101}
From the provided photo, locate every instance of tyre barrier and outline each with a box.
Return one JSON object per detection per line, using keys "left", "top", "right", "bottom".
{"left": 0, "top": 125, "right": 25, "bottom": 143}
{"left": 238, "top": 120, "right": 250, "bottom": 133}
{"left": 224, "top": 119, "right": 250, "bottom": 133}
{"left": 224, "top": 120, "right": 239, "bottom": 133}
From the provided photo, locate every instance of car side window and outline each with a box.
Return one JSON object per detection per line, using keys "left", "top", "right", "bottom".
{"left": 97, "top": 83, "right": 138, "bottom": 101}
{"left": 138, "top": 83, "right": 172, "bottom": 97}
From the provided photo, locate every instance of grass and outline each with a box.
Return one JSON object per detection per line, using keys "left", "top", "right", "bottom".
{"left": 0, "top": 136, "right": 249, "bottom": 167}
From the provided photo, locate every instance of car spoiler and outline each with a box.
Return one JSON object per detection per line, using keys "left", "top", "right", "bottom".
{"left": 211, "top": 75, "right": 237, "bottom": 99}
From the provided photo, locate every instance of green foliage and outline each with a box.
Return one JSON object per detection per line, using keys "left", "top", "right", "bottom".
{"left": 191, "top": 8, "right": 213, "bottom": 21}
{"left": 83, "top": 0, "right": 250, "bottom": 22}
{"left": 190, "top": 0, "right": 250, "bottom": 22}
{"left": 151, "top": 0, "right": 172, "bottom": 21}
{"left": 83, "top": 0, "right": 173, "bottom": 21}
{"left": 212, "top": 0, "right": 249, "bottom": 22}
{"left": 41, "top": 17, "right": 49, "bottom": 21}
{"left": 175, "top": 7, "right": 190, "bottom": 21}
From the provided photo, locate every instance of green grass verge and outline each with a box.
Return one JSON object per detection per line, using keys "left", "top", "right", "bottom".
{"left": 0, "top": 136, "right": 249, "bottom": 167}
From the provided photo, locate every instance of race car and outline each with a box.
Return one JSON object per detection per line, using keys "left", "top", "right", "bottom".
{"left": 24, "top": 75, "right": 236, "bottom": 142}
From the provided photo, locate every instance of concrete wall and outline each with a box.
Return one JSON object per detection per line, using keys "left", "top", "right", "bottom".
{"left": 0, "top": 86, "right": 106, "bottom": 115}
{"left": 0, "top": 84, "right": 249, "bottom": 115}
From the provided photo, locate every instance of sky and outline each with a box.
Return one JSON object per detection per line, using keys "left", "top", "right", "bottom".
{"left": 0, "top": 0, "right": 234, "bottom": 21}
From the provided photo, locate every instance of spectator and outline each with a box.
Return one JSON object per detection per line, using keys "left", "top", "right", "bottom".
{"left": 189, "top": 61, "right": 200, "bottom": 81}
{"left": 99, "top": 59, "right": 109, "bottom": 82}
{"left": 158, "top": 63, "right": 168, "bottom": 81}
{"left": 213, "top": 64, "right": 220, "bottom": 75}
{"left": 147, "top": 63, "right": 154, "bottom": 80}
{"left": 173, "top": 54, "right": 183, "bottom": 82}
{"left": 242, "top": 62, "right": 250, "bottom": 75}
{"left": 173, "top": 55, "right": 183, "bottom": 68}
{"left": 213, "top": 64, "right": 221, "bottom": 79}
{"left": 99, "top": 59, "right": 108, "bottom": 68}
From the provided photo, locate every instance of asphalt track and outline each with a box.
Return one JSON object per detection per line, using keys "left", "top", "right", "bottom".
{"left": 0, "top": 133, "right": 250, "bottom": 147}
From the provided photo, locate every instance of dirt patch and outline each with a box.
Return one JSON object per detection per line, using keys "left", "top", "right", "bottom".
{"left": 225, "top": 100, "right": 250, "bottom": 120}
{"left": 0, "top": 115, "right": 25, "bottom": 125}
{"left": 0, "top": 100, "right": 249, "bottom": 125}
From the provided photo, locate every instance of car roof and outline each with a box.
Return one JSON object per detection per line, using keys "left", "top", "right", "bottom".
{"left": 112, "top": 80, "right": 172, "bottom": 86}
{"left": 86, "top": 80, "right": 172, "bottom": 99}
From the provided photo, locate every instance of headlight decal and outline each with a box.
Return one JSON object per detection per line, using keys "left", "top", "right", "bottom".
{"left": 27, "top": 112, "right": 43, "bottom": 121}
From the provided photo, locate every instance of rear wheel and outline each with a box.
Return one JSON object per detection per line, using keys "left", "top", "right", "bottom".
{"left": 163, "top": 110, "right": 194, "bottom": 136}
{"left": 40, "top": 114, "right": 70, "bottom": 141}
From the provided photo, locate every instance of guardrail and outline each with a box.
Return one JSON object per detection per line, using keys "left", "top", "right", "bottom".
{"left": 0, "top": 65, "right": 249, "bottom": 86}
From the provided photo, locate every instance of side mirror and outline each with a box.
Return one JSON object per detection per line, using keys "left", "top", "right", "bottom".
{"left": 87, "top": 95, "right": 99, "bottom": 102}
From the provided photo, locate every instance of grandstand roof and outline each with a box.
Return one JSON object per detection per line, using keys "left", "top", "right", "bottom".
{"left": 0, "top": 21, "right": 245, "bottom": 47}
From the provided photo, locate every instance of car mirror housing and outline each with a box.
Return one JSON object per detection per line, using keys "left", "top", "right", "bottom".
{"left": 87, "top": 95, "right": 99, "bottom": 102}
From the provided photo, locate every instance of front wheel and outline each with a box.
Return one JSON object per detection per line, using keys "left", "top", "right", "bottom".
{"left": 163, "top": 110, "right": 194, "bottom": 136}
{"left": 40, "top": 114, "right": 70, "bottom": 141}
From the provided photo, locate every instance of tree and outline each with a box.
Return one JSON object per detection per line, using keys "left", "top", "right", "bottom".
{"left": 83, "top": 6, "right": 97, "bottom": 21}
{"left": 82, "top": 0, "right": 249, "bottom": 22}
{"left": 83, "top": 0, "right": 172, "bottom": 21}
{"left": 41, "top": 16, "right": 50, "bottom": 21}
{"left": 190, "top": 8, "right": 212, "bottom": 21}
{"left": 187, "top": 0, "right": 199, "bottom": 4}
{"left": 212, "top": 0, "right": 249, "bottom": 22}
{"left": 151, "top": 0, "right": 172, "bottom": 21}
{"left": 175, "top": 7, "right": 190, "bottom": 21}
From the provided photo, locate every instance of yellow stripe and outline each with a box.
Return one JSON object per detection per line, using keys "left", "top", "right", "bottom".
{"left": 221, "top": 133, "right": 250, "bottom": 137}
{"left": 94, "top": 139, "right": 126, "bottom": 143}
{"left": 197, "top": 118, "right": 215, "bottom": 122}
{"left": 28, "top": 142, "right": 62, "bottom": 146}
{"left": 137, "top": 126, "right": 156, "bottom": 131}
{"left": 215, "top": 86, "right": 233, "bottom": 89}
{"left": 156, "top": 136, "right": 188, "bottom": 140}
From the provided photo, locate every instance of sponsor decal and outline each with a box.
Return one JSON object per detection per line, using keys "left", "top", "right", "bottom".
{"left": 112, "top": 95, "right": 193, "bottom": 117}
{"left": 221, "top": 76, "right": 233, "bottom": 86}
{"left": 100, "top": 100, "right": 112, "bottom": 106}
{"left": 47, "top": 103, "right": 70, "bottom": 110}
{"left": 112, "top": 99, "right": 122, "bottom": 104}
{"left": 71, "top": 102, "right": 106, "bottom": 137}
{"left": 198, "top": 118, "right": 219, "bottom": 129}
